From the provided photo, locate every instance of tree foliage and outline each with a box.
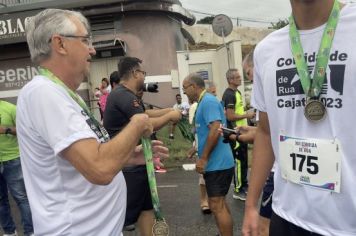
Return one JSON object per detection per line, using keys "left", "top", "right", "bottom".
{"left": 269, "top": 19, "right": 289, "bottom": 29}
{"left": 197, "top": 16, "right": 215, "bottom": 24}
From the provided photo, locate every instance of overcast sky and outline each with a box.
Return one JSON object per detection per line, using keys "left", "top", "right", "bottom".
{"left": 180, "top": 0, "right": 355, "bottom": 28}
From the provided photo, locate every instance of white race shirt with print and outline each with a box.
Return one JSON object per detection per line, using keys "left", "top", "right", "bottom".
{"left": 252, "top": 4, "right": 356, "bottom": 236}
{"left": 17, "top": 75, "right": 126, "bottom": 236}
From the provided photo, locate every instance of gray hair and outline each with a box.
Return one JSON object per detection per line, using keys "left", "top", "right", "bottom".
{"left": 26, "top": 9, "right": 90, "bottom": 64}
{"left": 186, "top": 73, "right": 205, "bottom": 88}
{"left": 204, "top": 80, "right": 215, "bottom": 89}
{"left": 226, "top": 68, "right": 238, "bottom": 81}
{"left": 243, "top": 48, "right": 255, "bottom": 67}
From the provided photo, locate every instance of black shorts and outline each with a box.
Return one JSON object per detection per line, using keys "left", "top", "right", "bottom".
{"left": 203, "top": 167, "right": 234, "bottom": 197}
{"left": 270, "top": 211, "right": 322, "bottom": 236}
{"left": 123, "top": 165, "right": 153, "bottom": 226}
{"left": 259, "top": 172, "right": 274, "bottom": 218}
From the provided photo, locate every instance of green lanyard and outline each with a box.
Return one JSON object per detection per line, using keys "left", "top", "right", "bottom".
{"left": 289, "top": 0, "right": 340, "bottom": 99}
{"left": 193, "top": 90, "right": 206, "bottom": 126}
{"left": 141, "top": 137, "right": 164, "bottom": 221}
{"left": 39, "top": 68, "right": 110, "bottom": 142}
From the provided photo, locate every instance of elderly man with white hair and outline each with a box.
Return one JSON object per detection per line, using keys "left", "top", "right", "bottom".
{"left": 16, "top": 9, "right": 167, "bottom": 235}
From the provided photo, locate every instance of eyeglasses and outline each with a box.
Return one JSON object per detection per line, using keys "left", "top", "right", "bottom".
{"left": 182, "top": 84, "right": 193, "bottom": 91}
{"left": 49, "top": 34, "right": 93, "bottom": 48}
{"left": 134, "top": 69, "right": 147, "bottom": 76}
{"left": 60, "top": 34, "right": 93, "bottom": 48}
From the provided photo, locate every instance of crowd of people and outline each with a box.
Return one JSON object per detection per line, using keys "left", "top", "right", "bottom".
{"left": 1, "top": 0, "right": 356, "bottom": 235}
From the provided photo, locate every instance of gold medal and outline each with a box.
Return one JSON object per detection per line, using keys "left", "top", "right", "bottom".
{"left": 152, "top": 220, "right": 169, "bottom": 236}
{"left": 304, "top": 99, "right": 326, "bottom": 122}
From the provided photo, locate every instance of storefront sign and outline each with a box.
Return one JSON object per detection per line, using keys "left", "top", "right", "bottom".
{"left": 0, "top": 10, "right": 39, "bottom": 45}
{"left": 0, "top": 58, "right": 39, "bottom": 91}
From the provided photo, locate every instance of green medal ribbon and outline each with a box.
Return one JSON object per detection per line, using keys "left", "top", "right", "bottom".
{"left": 39, "top": 68, "right": 110, "bottom": 142}
{"left": 289, "top": 0, "right": 340, "bottom": 98}
{"left": 177, "top": 90, "right": 207, "bottom": 143}
{"left": 193, "top": 90, "right": 206, "bottom": 125}
{"left": 141, "top": 137, "right": 165, "bottom": 222}
{"left": 176, "top": 118, "right": 195, "bottom": 143}
{"left": 142, "top": 138, "right": 169, "bottom": 236}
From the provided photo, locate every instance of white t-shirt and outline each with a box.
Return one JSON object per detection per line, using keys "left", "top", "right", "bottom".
{"left": 16, "top": 76, "right": 126, "bottom": 236}
{"left": 173, "top": 102, "right": 190, "bottom": 116}
{"left": 188, "top": 102, "right": 198, "bottom": 125}
{"left": 252, "top": 4, "right": 356, "bottom": 236}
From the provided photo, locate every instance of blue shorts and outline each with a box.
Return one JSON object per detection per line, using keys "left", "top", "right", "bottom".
{"left": 259, "top": 172, "right": 274, "bottom": 219}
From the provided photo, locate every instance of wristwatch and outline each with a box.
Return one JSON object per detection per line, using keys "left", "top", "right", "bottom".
{"left": 5, "top": 128, "right": 11, "bottom": 135}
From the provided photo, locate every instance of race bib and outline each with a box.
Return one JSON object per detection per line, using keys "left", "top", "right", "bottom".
{"left": 279, "top": 134, "right": 342, "bottom": 193}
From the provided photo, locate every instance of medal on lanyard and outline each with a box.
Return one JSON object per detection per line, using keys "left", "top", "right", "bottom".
{"left": 39, "top": 68, "right": 110, "bottom": 141}
{"left": 289, "top": 0, "right": 340, "bottom": 122}
{"left": 141, "top": 138, "right": 169, "bottom": 236}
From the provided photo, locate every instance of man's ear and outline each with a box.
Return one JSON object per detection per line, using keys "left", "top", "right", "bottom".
{"left": 51, "top": 35, "right": 67, "bottom": 55}
{"left": 132, "top": 70, "right": 139, "bottom": 79}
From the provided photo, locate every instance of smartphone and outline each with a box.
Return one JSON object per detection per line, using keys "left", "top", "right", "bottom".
{"left": 221, "top": 127, "right": 237, "bottom": 133}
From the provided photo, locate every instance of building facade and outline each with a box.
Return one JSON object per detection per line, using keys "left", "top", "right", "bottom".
{"left": 0, "top": 0, "right": 195, "bottom": 110}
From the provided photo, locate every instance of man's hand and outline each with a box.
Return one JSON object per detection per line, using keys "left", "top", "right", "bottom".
{"left": 130, "top": 113, "right": 153, "bottom": 137}
{"left": 152, "top": 140, "right": 169, "bottom": 167}
{"left": 0, "top": 126, "right": 15, "bottom": 135}
{"left": 129, "top": 140, "right": 169, "bottom": 166}
{"left": 196, "top": 158, "right": 207, "bottom": 174}
{"left": 245, "top": 110, "right": 256, "bottom": 120}
{"left": 237, "top": 126, "right": 256, "bottom": 144}
{"left": 186, "top": 147, "right": 197, "bottom": 159}
{"left": 242, "top": 206, "right": 260, "bottom": 236}
{"left": 151, "top": 140, "right": 169, "bottom": 161}
{"left": 217, "top": 125, "right": 238, "bottom": 143}
{"left": 169, "top": 110, "right": 182, "bottom": 124}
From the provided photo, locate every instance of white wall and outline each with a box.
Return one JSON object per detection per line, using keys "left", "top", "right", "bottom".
{"left": 177, "top": 40, "right": 243, "bottom": 103}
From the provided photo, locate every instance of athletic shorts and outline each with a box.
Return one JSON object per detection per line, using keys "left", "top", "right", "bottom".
{"left": 270, "top": 211, "right": 322, "bottom": 236}
{"left": 203, "top": 167, "right": 234, "bottom": 197}
{"left": 259, "top": 172, "right": 274, "bottom": 218}
{"left": 123, "top": 165, "right": 153, "bottom": 226}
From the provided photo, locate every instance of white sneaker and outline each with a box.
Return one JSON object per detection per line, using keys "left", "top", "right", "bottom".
{"left": 3, "top": 230, "right": 18, "bottom": 236}
{"left": 232, "top": 191, "right": 247, "bottom": 201}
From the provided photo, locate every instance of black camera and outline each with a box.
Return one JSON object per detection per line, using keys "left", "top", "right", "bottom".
{"left": 142, "top": 82, "right": 158, "bottom": 93}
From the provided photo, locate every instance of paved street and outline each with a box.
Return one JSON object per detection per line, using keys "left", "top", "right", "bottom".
{"left": 3, "top": 168, "right": 245, "bottom": 236}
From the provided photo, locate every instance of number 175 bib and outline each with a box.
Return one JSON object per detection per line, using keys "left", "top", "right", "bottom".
{"left": 279, "top": 134, "right": 342, "bottom": 193}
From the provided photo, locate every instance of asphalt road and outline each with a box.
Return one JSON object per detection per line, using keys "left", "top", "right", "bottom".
{"left": 2, "top": 168, "right": 245, "bottom": 236}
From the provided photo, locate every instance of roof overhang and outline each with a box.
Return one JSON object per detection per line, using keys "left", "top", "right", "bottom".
{"left": 0, "top": 0, "right": 195, "bottom": 45}
{"left": 0, "top": 0, "right": 195, "bottom": 25}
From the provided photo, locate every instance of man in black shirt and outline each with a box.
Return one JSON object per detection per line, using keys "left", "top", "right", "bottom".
{"left": 103, "top": 57, "right": 180, "bottom": 236}
{"left": 109, "top": 71, "right": 120, "bottom": 90}
{"left": 222, "top": 69, "right": 255, "bottom": 201}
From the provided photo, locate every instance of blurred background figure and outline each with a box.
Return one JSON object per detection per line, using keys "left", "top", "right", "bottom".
{"left": 205, "top": 80, "right": 217, "bottom": 96}
{"left": 98, "top": 77, "right": 111, "bottom": 120}
{"left": 170, "top": 94, "right": 190, "bottom": 139}
{"left": 0, "top": 100, "right": 34, "bottom": 236}
{"left": 222, "top": 69, "right": 255, "bottom": 201}
{"left": 242, "top": 48, "right": 254, "bottom": 83}
{"left": 93, "top": 87, "right": 103, "bottom": 120}
{"left": 109, "top": 71, "right": 120, "bottom": 90}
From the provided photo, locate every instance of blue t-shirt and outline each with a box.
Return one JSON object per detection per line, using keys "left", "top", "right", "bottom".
{"left": 195, "top": 93, "right": 234, "bottom": 172}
